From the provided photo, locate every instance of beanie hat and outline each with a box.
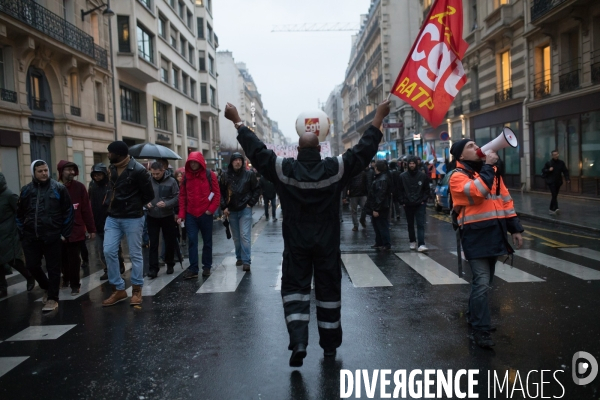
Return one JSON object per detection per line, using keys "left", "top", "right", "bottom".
{"left": 107, "top": 141, "right": 129, "bottom": 157}
{"left": 30, "top": 159, "right": 48, "bottom": 177}
{"left": 450, "top": 139, "right": 471, "bottom": 160}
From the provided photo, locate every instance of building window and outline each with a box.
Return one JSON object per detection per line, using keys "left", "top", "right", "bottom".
{"left": 199, "top": 51, "right": 206, "bottom": 71}
{"left": 161, "top": 58, "right": 169, "bottom": 83}
{"left": 534, "top": 45, "right": 551, "bottom": 99}
{"left": 118, "top": 16, "right": 130, "bottom": 53}
{"left": 178, "top": 1, "right": 185, "bottom": 18}
{"left": 137, "top": 24, "right": 153, "bottom": 63}
{"left": 187, "top": 115, "right": 196, "bottom": 138}
{"left": 140, "top": 0, "right": 151, "bottom": 9}
{"left": 169, "top": 0, "right": 175, "bottom": 7}
{"left": 470, "top": 0, "right": 478, "bottom": 31}
{"left": 70, "top": 73, "right": 78, "bottom": 106}
{"left": 559, "top": 29, "right": 581, "bottom": 93}
{"left": 582, "top": 111, "right": 600, "bottom": 178}
{"left": 206, "top": 0, "right": 212, "bottom": 14}
{"left": 494, "top": 0, "right": 508, "bottom": 9}
{"left": 187, "top": 10, "right": 193, "bottom": 28}
{"left": 182, "top": 73, "right": 188, "bottom": 95}
{"left": 172, "top": 66, "right": 179, "bottom": 89}
{"left": 188, "top": 45, "right": 194, "bottom": 65}
{"left": 207, "top": 23, "right": 213, "bottom": 44}
{"left": 208, "top": 54, "right": 214, "bottom": 75}
{"left": 197, "top": 17, "right": 204, "bottom": 38}
{"left": 158, "top": 16, "right": 167, "bottom": 38}
{"left": 200, "top": 83, "right": 207, "bottom": 103}
{"left": 190, "top": 79, "right": 196, "bottom": 100}
{"left": 170, "top": 26, "right": 178, "bottom": 48}
{"left": 120, "top": 86, "right": 141, "bottom": 124}
{"left": 0, "top": 49, "right": 5, "bottom": 89}
{"left": 180, "top": 38, "right": 187, "bottom": 57}
{"left": 209, "top": 85, "right": 216, "bottom": 106}
{"left": 154, "top": 100, "right": 168, "bottom": 130}
{"left": 499, "top": 51, "right": 511, "bottom": 90}
{"left": 95, "top": 81, "right": 104, "bottom": 115}
{"left": 201, "top": 120, "right": 209, "bottom": 141}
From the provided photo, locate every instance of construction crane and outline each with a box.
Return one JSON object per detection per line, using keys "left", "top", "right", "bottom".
{"left": 271, "top": 23, "right": 359, "bottom": 32}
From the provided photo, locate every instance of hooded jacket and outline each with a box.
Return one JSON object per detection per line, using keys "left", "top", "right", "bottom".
{"left": 220, "top": 152, "right": 260, "bottom": 212}
{"left": 88, "top": 163, "right": 109, "bottom": 233}
{"left": 57, "top": 160, "right": 96, "bottom": 242}
{"left": 178, "top": 151, "right": 220, "bottom": 218}
{"left": 0, "top": 173, "right": 23, "bottom": 264}
{"left": 398, "top": 157, "right": 430, "bottom": 206}
{"left": 16, "top": 160, "right": 74, "bottom": 243}
{"left": 147, "top": 172, "right": 179, "bottom": 219}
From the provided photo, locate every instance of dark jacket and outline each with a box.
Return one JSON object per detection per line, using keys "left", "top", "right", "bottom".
{"left": 366, "top": 167, "right": 376, "bottom": 191}
{"left": 0, "top": 173, "right": 23, "bottom": 264}
{"left": 107, "top": 157, "right": 155, "bottom": 219}
{"left": 16, "top": 177, "right": 74, "bottom": 243}
{"left": 398, "top": 168, "right": 430, "bottom": 206}
{"left": 147, "top": 173, "right": 179, "bottom": 219}
{"left": 365, "top": 171, "right": 391, "bottom": 214}
{"left": 259, "top": 177, "right": 277, "bottom": 199}
{"left": 346, "top": 170, "right": 368, "bottom": 198}
{"left": 542, "top": 158, "right": 570, "bottom": 185}
{"left": 220, "top": 153, "right": 260, "bottom": 212}
{"left": 57, "top": 160, "right": 96, "bottom": 242}
{"left": 236, "top": 125, "right": 382, "bottom": 228}
{"left": 88, "top": 164, "right": 109, "bottom": 233}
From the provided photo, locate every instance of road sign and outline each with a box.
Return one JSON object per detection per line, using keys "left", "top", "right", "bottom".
{"left": 440, "top": 131, "right": 450, "bottom": 141}
{"left": 437, "top": 163, "right": 446, "bottom": 175}
{"left": 413, "top": 134, "right": 421, "bottom": 140}
{"left": 219, "top": 151, "right": 230, "bottom": 156}
{"left": 383, "top": 122, "right": 404, "bottom": 129}
{"left": 440, "top": 141, "right": 450, "bottom": 148}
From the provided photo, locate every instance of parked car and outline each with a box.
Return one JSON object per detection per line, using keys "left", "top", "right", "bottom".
{"left": 434, "top": 172, "right": 452, "bottom": 212}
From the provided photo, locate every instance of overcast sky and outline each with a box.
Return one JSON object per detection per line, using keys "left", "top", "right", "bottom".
{"left": 213, "top": 0, "right": 371, "bottom": 143}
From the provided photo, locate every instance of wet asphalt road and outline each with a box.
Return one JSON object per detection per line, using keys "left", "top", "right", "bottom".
{"left": 0, "top": 204, "right": 599, "bottom": 400}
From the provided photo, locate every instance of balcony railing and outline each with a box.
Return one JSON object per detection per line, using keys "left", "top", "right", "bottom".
{"left": 97, "top": 112, "right": 105, "bottom": 122}
{"left": 559, "top": 58, "right": 580, "bottom": 93}
{"left": 28, "top": 96, "right": 52, "bottom": 112}
{"left": 533, "top": 71, "right": 551, "bottom": 99}
{"left": 70, "top": 106, "right": 81, "bottom": 116}
{"left": 495, "top": 86, "right": 513, "bottom": 104}
{"left": 592, "top": 51, "right": 600, "bottom": 85}
{"left": 1, "top": 88, "right": 17, "bottom": 103}
{"left": 531, "top": 0, "right": 568, "bottom": 22}
{"left": 453, "top": 105, "right": 463, "bottom": 117}
{"left": 0, "top": 0, "right": 108, "bottom": 68}
{"left": 469, "top": 99, "right": 480, "bottom": 112}
{"left": 94, "top": 44, "right": 108, "bottom": 70}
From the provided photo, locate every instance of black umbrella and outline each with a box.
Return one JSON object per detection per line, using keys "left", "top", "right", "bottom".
{"left": 128, "top": 143, "right": 182, "bottom": 160}
{"left": 222, "top": 218, "right": 232, "bottom": 240}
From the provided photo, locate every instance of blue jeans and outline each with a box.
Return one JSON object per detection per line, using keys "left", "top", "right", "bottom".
{"left": 104, "top": 216, "right": 145, "bottom": 290}
{"left": 404, "top": 203, "right": 426, "bottom": 246}
{"left": 229, "top": 206, "right": 252, "bottom": 264}
{"left": 264, "top": 197, "right": 276, "bottom": 219}
{"left": 186, "top": 213, "right": 213, "bottom": 273}
{"left": 468, "top": 257, "right": 497, "bottom": 332}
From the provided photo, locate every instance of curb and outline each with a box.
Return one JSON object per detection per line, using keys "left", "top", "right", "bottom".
{"left": 516, "top": 211, "right": 600, "bottom": 234}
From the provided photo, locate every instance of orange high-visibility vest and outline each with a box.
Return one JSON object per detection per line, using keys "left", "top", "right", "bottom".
{"left": 449, "top": 161, "right": 517, "bottom": 226}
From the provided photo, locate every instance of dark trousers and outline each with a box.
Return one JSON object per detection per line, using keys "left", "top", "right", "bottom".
{"left": 61, "top": 241, "right": 83, "bottom": 289}
{"left": 467, "top": 257, "right": 497, "bottom": 332}
{"left": 148, "top": 215, "right": 177, "bottom": 272}
{"left": 80, "top": 239, "right": 89, "bottom": 263}
{"left": 22, "top": 238, "right": 62, "bottom": 301}
{"left": 404, "top": 203, "right": 427, "bottom": 246}
{"left": 185, "top": 213, "right": 213, "bottom": 272}
{"left": 280, "top": 221, "right": 342, "bottom": 351}
{"left": 264, "top": 196, "right": 276, "bottom": 219}
{"left": 548, "top": 183, "right": 561, "bottom": 211}
{"left": 0, "top": 259, "right": 31, "bottom": 292}
{"left": 371, "top": 211, "right": 391, "bottom": 247}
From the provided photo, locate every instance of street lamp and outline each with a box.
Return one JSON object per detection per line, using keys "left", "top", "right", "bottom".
{"left": 81, "top": 2, "right": 114, "bottom": 21}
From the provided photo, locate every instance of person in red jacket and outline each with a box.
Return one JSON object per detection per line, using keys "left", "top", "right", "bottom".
{"left": 57, "top": 161, "right": 96, "bottom": 295}
{"left": 177, "top": 152, "right": 220, "bottom": 279}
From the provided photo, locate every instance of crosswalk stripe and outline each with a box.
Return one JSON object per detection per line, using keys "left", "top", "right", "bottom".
{"left": 396, "top": 253, "right": 467, "bottom": 285}
{"left": 197, "top": 256, "right": 246, "bottom": 293}
{"left": 126, "top": 267, "right": 186, "bottom": 296}
{"left": 0, "top": 357, "right": 29, "bottom": 378}
{"left": 450, "top": 252, "right": 544, "bottom": 283}
{"left": 35, "top": 263, "right": 133, "bottom": 302}
{"left": 517, "top": 249, "right": 600, "bottom": 280}
{"left": 0, "top": 280, "right": 32, "bottom": 303}
{"left": 560, "top": 247, "right": 600, "bottom": 262}
{"left": 5, "top": 325, "right": 77, "bottom": 341}
{"left": 341, "top": 254, "right": 393, "bottom": 287}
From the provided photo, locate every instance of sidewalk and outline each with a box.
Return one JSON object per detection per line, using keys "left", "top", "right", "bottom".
{"left": 512, "top": 191, "right": 600, "bottom": 233}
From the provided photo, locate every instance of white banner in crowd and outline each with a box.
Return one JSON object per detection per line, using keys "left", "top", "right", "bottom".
{"left": 265, "top": 141, "right": 332, "bottom": 159}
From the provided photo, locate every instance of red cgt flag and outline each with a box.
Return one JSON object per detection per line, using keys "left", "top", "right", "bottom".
{"left": 391, "top": 0, "right": 469, "bottom": 128}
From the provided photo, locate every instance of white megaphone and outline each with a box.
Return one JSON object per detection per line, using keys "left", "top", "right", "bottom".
{"left": 476, "top": 127, "right": 518, "bottom": 158}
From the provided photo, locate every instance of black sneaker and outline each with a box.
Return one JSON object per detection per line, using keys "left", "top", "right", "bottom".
{"left": 166, "top": 265, "right": 174, "bottom": 274}
{"left": 202, "top": 269, "right": 211, "bottom": 277}
{"left": 26, "top": 278, "right": 35, "bottom": 291}
{"left": 273, "top": 218, "right": 278, "bottom": 222}
{"left": 99, "top": 271, "right": 108, "bottom": 280}
{"left": 148, "top": 270, "right": 158, "bottom": 279}
{"left": 289, "top": 344, "right": 307, "bottom": 367}
{"left": 182, "top": 270, "right": 198, "bottom": 280}
{"left": 472, "top": 331, "right": 495, "bottom": 348}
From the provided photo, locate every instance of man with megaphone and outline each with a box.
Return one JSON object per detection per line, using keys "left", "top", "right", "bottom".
{"left": 448, "top": 134, "right": 524, "bottom": 349}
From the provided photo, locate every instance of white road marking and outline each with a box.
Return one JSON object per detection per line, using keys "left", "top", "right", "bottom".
{"left": 517, "top": 249, "right": 600, "bottom": 280}
{"left": 450, "top": 252, "right": 544, "bottom": 283}
{"left": 560, "top": 247, "right": 600, "bottom": 262}
{"left": 397, "top": 253, "right": 467, "bottom": 285}
{"left": 5, "top": 325, "right": 77, "bottom": 341}
{"left": 126, "top": 267, "right": 186, "bottom": 296}
{"left": 341, "top": 254, "right": 393, "bottom": 288}
{"left": 0, "top": 357, "right": 29, "bottom": 378}
{"left": 197, "top": 256, "right": 246, "bottom": 293}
